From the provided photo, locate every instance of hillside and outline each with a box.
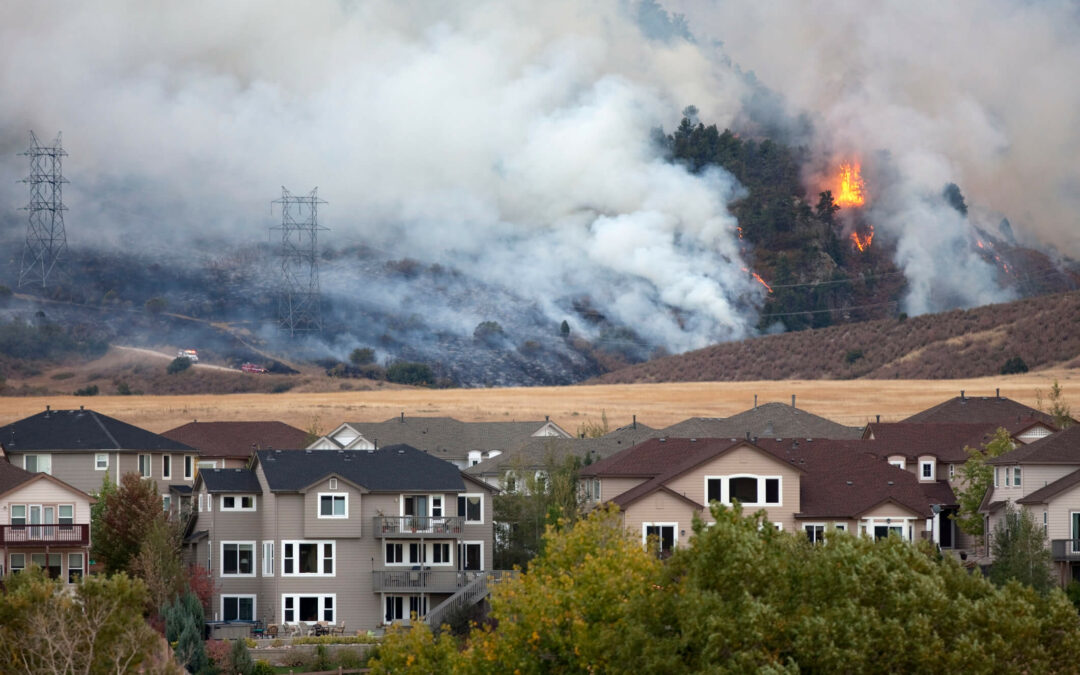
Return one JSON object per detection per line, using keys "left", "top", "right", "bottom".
{"left": 592, "top": 291, "right": 1080, "bottom": 383}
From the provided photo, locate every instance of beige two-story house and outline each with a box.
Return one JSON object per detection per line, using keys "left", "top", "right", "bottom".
{"left": 188, "top": 444, "right": 496, "bottom": 630}
{"left": 0, "top": 457, "right": 93, "bottom": 583}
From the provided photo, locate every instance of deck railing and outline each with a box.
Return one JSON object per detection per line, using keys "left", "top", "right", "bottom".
{"left": 372, "top": 569, "right": 484, "bottom": 593}
{"left": 372, "top": 516, "right": 464, "bottom": 538}
{"left": 0, "top": 524, "right": 89, "bottom": 546}
{"left": 1050, "top": 539, "right": 1080, "bottom": 561}
{"left": 424, "top": 570, "right": 517, "bottom": 628}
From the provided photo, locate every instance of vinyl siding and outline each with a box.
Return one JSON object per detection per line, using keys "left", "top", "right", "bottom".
{"left": 303, "top": 480, "right": 365, "bottom": 539}
{"left": 623, "top": 491, "right": 699, "bottom": 550}
{"left": 1, "top": 479, "right": 92, "bottom": 524}
{"left": 598, "top": 477, "right": 648, "bottom": 502}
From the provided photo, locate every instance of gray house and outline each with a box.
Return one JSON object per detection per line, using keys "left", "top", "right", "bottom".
{"left": 0, "top": 407, "right": 198, "bottom": 509}
{"left": 188, "top": 445, "right": 496, "bottom": 631}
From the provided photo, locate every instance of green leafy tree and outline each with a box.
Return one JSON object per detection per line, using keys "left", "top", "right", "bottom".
{"left": 385, "top": 361, "right": 434, "bottom": 386}
{"left": 1000, "top": 356, "right": 1029, "bottom": 374}
{"left": 493, "top": 452, "right": 582, "bottom": 570}
{"left": 560, "top": 319, "right": 570, "bottom": 339}
{"left": 163, "top": 592, "right": 208, "bottom": 673}
{"left": 228, "top": 638, "right": 255, "bottom": 675}
{"left": 1047, "top": 379, "right": 1073, "bottom": 428}
{"left": 990, "top": 504, "right": 1053, "bottom": 593}
{"left": 576, "top": 410, "right": 609, "bottom": 438}
{"left": 94, "top": 472, "right": 167, "bottom": 574}
{"left": 952, "top": 427, "right": 1013, "bottom": 539}
{"left": 131, "top": 517, "right": 187, "bottom": 612}
{"left": 349, "top": 347, "right": 375, "bottom": 366}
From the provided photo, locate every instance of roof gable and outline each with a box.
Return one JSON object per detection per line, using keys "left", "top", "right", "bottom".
{"left": 257, "top": 444, "right": 466, "bottom": 493}
{"left": 903, "top": 393, "right": 1059, "bottom": 428}
{"left": 0, "top": 409, "right": 194, "bottom": 453}
{"left": 990, "top": 425, "right": 1080, "bottom": 466}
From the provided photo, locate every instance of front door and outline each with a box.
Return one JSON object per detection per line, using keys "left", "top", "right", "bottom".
{"left": 940, "top": 508, "right": 955, "bottom": 548}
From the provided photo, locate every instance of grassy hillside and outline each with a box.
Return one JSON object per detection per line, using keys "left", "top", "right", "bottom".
{"left": 593, "top": 291, "right": 1080, "bottom": 383}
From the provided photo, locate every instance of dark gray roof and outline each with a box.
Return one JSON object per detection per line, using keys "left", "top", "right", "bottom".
{"left": 0, "top": 408, "right": 194, "bottom": 453}
{"left": 660, "top": 402, "right": 863, "bottom": 440}
{"left": 257, "top": 444, "right": 467, "bottom": 493}
{"left": 465, "top": 430, "right": 660, "bottom": 477}
{"left": 335, "top": 416, "right": 567, "bottom": 457}
{"left": 200, "top": 468, "right": 263, "bottom": 494}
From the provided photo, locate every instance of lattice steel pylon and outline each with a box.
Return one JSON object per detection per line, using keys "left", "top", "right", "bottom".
{"left": 272, "top": 186, "right": 328, "bottom": 336}
{"left": 18, "top": 131, "right": 68, "bottom": 289}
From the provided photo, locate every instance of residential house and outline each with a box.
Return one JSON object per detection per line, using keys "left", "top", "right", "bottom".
{"left": 579, "top": 436, "right": 950, "bottom": 555}
{"left": 659, "top": 399, "right": 864, "bottom": 440}
{"left": 0, "top": 457, "right": 93, "bottom": 583}
{"left": 983, "top": 425, "right": 1080, "bottom": 584}
{"left": 187, "top": 445, "right": 496, "bottom": 630}
{"left": 308, "top": 414, "right": 570, "bottom": 469}
{"left": 161, "top": 421, "right": 309, "bottom": 469}
{"left": 0, "top": 407, "right": 197, "bottom": 510}
{"left": 903, "top": 390, "right": 1063, "bottom": 443}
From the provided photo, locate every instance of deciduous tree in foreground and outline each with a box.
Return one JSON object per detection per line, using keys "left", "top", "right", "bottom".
{"left": 370, "top": 504, "right": 1080, "bottom": 674}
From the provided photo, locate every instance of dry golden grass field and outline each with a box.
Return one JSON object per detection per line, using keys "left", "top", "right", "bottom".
{"left": 1, "top": 369, "right": 1075, "bottom": 434}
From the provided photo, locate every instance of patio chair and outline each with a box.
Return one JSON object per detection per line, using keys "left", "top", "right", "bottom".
{"left": 332, "top": 620, "right": 346, "bottom": 636}
{"left": 265, "top": 624, "right": 278, "bottom": 639}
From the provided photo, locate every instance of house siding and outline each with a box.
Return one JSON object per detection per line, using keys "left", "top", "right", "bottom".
{"left": 623, "top": 491, "right": 699, "bottom": 550}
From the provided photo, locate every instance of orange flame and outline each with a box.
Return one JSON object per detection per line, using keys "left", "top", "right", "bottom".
{"left": 742, "top": 267, "right": 773, "bottom": 293}
{"left": 850, "top": 225, "right": 874, "bottom": 252}
{"left": 836, "top": 162, "right": 866, "bottom": 208}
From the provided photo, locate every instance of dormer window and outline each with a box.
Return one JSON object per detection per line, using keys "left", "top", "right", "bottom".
{"left": 920, "top": 460, "right": 935, "bottom": 481}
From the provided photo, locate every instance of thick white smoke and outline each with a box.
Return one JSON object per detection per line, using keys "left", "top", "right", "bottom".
{"left": 670, "top": 0, "right": 1080, "bottom": 314}
{"left": 0, "top": 1, "right": 759, "bottom": 352}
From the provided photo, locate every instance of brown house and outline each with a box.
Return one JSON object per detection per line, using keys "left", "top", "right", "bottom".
{"left": 162, "top": 421, "right": 309, "bottom": 469}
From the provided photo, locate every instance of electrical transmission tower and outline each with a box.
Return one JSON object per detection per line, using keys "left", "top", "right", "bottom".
{"left": 272, "top": 186, "right": 327, "bottom": 336}
{"left": 18, "top": 131, "right": 68, "bottom": 289}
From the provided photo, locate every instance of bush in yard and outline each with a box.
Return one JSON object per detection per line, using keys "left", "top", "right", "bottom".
{"left": 167, "top": 357, "right": 191, "bottom": 374}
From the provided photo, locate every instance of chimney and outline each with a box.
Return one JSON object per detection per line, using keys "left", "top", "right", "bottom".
{"left": 876, "top": 414, "right": 880, "bottom": 423}
{"left": 960, "top": 390, "right": 965, "bottom": 401}
{"left": 996, "top": 388, "right": 1000, "bottom": 399}
{"left": 79, "top": 405, "right": 84, "bottom": 411}
{"left": 45, "top": 405, "right": 50, "bottom": 412}
{"left": 632, "top": 414, "right": 637, "bottom": 429}
{"left": 545, "top": 415, "right": 549, "bottom": 422}
{"left": 754, "top": 394, "right": 758, "bottom": 409}
{"left": 400, "top": 411, "right": 405, "bottom": 423}
{"left": 745, "top": 431, "right": 750, "bottom": 440}
{"left": 791, "top": 394, "right": 796, "bottom": 409}
{"left": 374, "top": 439, "right": 378, "bottom": 450}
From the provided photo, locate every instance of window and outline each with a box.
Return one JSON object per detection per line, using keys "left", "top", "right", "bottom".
{"left": 329, "top": 478, "right": 338, "bottom": 490}
{"left": 138, "top": 454, "right": 152, "bottom": 478}
{"left": 95, "top": 453, "right": 109, "bottom": 471}
{"left": 804, "top": 524, "right": 826, "bottom": 544}
{"left": 431, "top": 542, "right": 451, "bottom": 565}
{"left": 384, "top": 595, "right": 426, "bottom": 623}
{"left": 10, "top": 553, "right": 25, "bottom": 574}
{"left": 458, "top": 542, "right": 483, "bottom": 571}
{"left": 408, "top": 543, "right": 427, "bottom": 565}
{"left": 23, "top": 454, "right": 51, "bottom": 474}
{"left": 833, "top": 523, "right": 847, "bottom": 532}
{"left": 221, "top": 542, "right": 255, "bottom": 576}
{"left": 283, "top": 594, "right": 335, "bottom": 624}
{"left": 33, "top": 553, "right": 62, "bottom": 579}
{"left": 432, "top": 496, "right": 443, "bottom": 518}
{"left": 162, "top": 455, "right": 172, "bottom": 480}
{"left": 949, "top": 464, "right": 955, "bottom": 479}
{"left": 706, "top": 477, "right": 723, "bottom": 503}
{"left": 889, "top": 459, "right": 905, "bottom": 470}
{"left": 68, "top": 553, "right": 83, "bottom": 584}
{"left": 873, "top": 525, "right": 904, "bottom": 540}
{"left": 643, "top": 523, "right": 677, "bottom": 557}
{"left": 198, "top": 494, "right": 204, "bottom": 512}
{"left": 221, "top": 495, "right": 256, "bottom": 511}
{"left": 319, "top": 493, "right": 347, "bottom": 518}
{"left": 385, "top": 596, "right": 405, "bottom": 623}
{"left": 1013, "top": 467, "right": 1022, "bottom": 487}
{"left": 994, "top": 467, "right": 1000, "bottom": 487}
{"left": 162, "top": 495, "right": 171, "bottom": 511}
{"left": 184, "top": 455, "right": 194, "bottom": 480}
{"left": 222, "top": 595, "right": 256, "bottom": 622}
{"left": 11, "top": 505, "right": 26, "bottom": 527}
{"left": 386, "top": 543, "right": 404, "bottom": 564}
{"left": 730, "top": 477, "right": 757, "bottom": 503}
{"left": 920, "top": 461, "right": 934, "bottom": 480}
{"left": 591, "top": 479, "right": 600, "bottom": 501}
{"left": 282, "top": 541, "right": 335, "bottom": 576}
{"left": 457, "top": 494, "right": 483, "bottom": 523}
{"left": 198, "top": 460, "right": 217, "bottom": 471}
{"left": 262, "top": 542, "right": 274, "bottom": 576}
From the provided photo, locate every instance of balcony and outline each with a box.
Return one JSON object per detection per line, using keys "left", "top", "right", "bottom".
{"left": 1, "top": 524, "right": 90, "bottom": 547}
{"left": 372, "top": 516, "right": 464, "bottom": 539}
{"left": 1050, "top": 540, "right": 1080, "bottom": 561}
{"left": 372, "top": 569, "right": 485, "bottom": 593}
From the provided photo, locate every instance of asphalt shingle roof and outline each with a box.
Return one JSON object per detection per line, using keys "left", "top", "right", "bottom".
{"left": 660, "top": 402, "right": 863, "bottom": 440}
{"left": 988, "top": 425, "right": 1080, "bottom": 466}
{"left": 1018, "top": 467, "right": 1080, "bottom": 505}
{"left": 903, "top": 394, "right": 1059, "bottom": 428}
{"left": 465, "top": 425, "right": 661, "bottom": 477}
{"left": 0, "top": 458, "right": 35, "bottom": 495}
{"left": 334, "top": 416, "right": 567, "bottom": 459}
{"left": 0, "top": 409, "right": 194, "bottom": 453}
{"left": 257, "top": 444, "right": 467, "bottom": 493}
{"left": 200, "top": 468, "right": 264, "bottom": 494}
{"left": 162, "top": 421, "right": 308, "bottom": 459}
{"left": 863, "top": 422, "right": 998, "bottom": 463}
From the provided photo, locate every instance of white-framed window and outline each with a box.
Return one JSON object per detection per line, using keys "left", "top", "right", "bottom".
{"left": 138, "top": 454, "right": 152, "bottom": 478}
{"left": 221, "top": 542, "right": 256, "bottom": 577}
{"left": 386, "top": 542, "right": 405, "bottom": 564}
{"left": 920, "top": 460, "right": 935, "bottom": 481}
{"left": 1071, "top": 512, "right": 1080, "bottom": 554}
{"left": 222, "top": 595, "right": 256, "bottom": 622}
{"left": 457, "top": 494, "right": 484, "bottom": 524}
{"left": 458, "top": 541, "right": 483, "bottom": 571}
{"left": 67, "top": 553, "right": 83, "bottom": 584}
{"left": 198, "top": 494, "right": 204, "bottom": 512}
{"left": 282, "top": 541, "right": 335, "bottom": 576}
{"left": 221, "top": 495, "right": 256, "bottom": 511}
{"left": 833, "top": 523, "right": 847, "bottom": 532}
{"left": 384, "top": 595, "right": 426, "bottom": 624}
{"left": 1044, "top": 511, "right": 1048, "bottom": 535}
{"left": 33, "top": 553, "right": 61, "bottom": 578}
{"left": 1013, "top": 467, "right": 1022, "bottom": 487}
{"left": 10, "top": 553, "right": 26, "bottom": 574}
{"left": 889, "top": 459, "right": 905, "bottom": 470}
{"left": 642, "top": 522, "right": 677, "bottom": 556}
{"left": 262, "top": 541, "right": 274, "bottom": 576}
{"left": 703, "top": 476, "right": 782, "bottom": 507}
{"left": 329, "top": 478, "right": 338, "bottom": 490}
{"left": 949, "top": 464, "right": 955, "bottom": 479}
{"left": 318, "top": 493, "right": 347, "bottom": 518}
{"left": 58, "top": 504, "right": 74, "bottom": 528}
{"left": 10, "top": 504, "right": 26, "bottom": 526}
{"left": 198, "top": 460, "right": 217, "bottom": 471}
{"left": 23, "top": 454, "right": 52, "bottom": 474}
{"left": 283, "top": 594, "right": 335, "bottom": 624}
{"left": 184, "top": 455, "right": 194, "bottom": 481}
{"left": 994, "top": 467, "right": 1000, "bottom": 487}
{"left": 431, "top": 542, "right": 452, "bottom": 565}
{"left": 95, "top": 453, "right": 109, "bottom": 471}
{"left": 162, "top": 455, "right": 172, "bottom": 480}
{"left": 162, "top": 495, "right": 171, "bottom": 511}
{"left": 804, "top": 523, "right": 826, "bottom": 544}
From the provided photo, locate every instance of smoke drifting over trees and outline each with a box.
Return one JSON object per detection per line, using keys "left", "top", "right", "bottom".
{"left": 0, "top": 1, "right": 1076, "bottom": 356}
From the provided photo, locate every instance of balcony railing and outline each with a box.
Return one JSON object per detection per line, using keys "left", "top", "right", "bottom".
{"left": 1, "top": 524, "right": 90, "bottom": 547}
{"left": 1050, "top": 539, "right": 1080, "bottom": 561}
{"left": 372, "top": 516, "right": 464, "bottom": 538}
{"left": 372, "top": 569, "right": 485, "bottom": 593}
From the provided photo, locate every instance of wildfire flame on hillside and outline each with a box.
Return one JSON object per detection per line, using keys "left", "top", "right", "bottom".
{"left": 850, "top": 225, "right": 874, "bottom": 252}
{"left": 835, "top": 162, "right": 867, "bottom": 208}
{"left": 742, "top": 267, "right": 773, "bottom": 293}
